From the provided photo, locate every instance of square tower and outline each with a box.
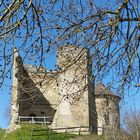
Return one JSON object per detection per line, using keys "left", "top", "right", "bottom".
{"left": 51, "top": 46, "right": 96, "bottom": 131}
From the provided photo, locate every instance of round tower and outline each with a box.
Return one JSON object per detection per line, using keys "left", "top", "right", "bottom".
{"left": 95, "top": 84, "right": 121, "bottom": 135}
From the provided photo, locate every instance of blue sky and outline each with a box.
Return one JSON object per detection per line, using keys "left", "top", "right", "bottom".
{"left": 0, "top": 79, "right": 12, "bottom": 128}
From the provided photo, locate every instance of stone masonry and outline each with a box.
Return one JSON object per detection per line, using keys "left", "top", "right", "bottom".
{"left": 10, "top": 46, "right": 121, "bottom": 134}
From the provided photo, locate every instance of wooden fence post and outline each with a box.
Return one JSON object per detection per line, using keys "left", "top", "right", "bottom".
{"left": 31, "top": 116, "right": 33, "bottom": 123}
{"left": 18, "top": 116, "right": 20, "bottom": 123}
{"left": 48, "top": 127, "right": 51, "bottom": 138}
{"left": 44, "top": 116, "right": 45, "bottom": 125}
{"left": 30, "top": 128, "right": 34, "bottom": 140}
{"left": 65, "top": 127, "right": 68, "bottom": 137}
{"left": 79, "top": 125, "right": 81, "bottom": 135}
{"left": 90, "top": 125, "right": 92, "bottom": 133}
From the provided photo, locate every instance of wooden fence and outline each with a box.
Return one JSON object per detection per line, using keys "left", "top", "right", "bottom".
{"left": 18, "top": 116, "right": 53, "bottom": 124}
{"left": 29, "top": 125, "right": 99, "bottom": 140}
{"left": 18, "top": 116, "right": 103, "bottom": 140}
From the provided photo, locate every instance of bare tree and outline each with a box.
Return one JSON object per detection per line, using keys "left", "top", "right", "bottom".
{"left": 124, "top": 111, "right": 140, "bottom": 140}
{"left": 0, "top": 0, "right": 139, "bottom": 96}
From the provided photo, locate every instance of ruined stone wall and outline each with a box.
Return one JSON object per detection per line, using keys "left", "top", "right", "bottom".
{"left": 10, "top": 48, "right": 23, "bottom": 131}
{"left": 10, "top": 46, "right": 120, "bottom": 135}
{"left": 95, "top": 98, "right": 107, "bottom": 135}
{"left": 10, "top": 46, "right": 97, "bottom": 132}
{"left": 18, "top": 66, "right": 59, "bottom": 120}
{"left": 108, "top": 97, "right": 120, "bottom": 128}
{"left": 10, "top": 49, "right": 59, "bottom": 127}
{"left": 95, "top": 95, "right": 120, "bottom": 135}
{"left": 52, "top": 46, "right": 94, "bottom": 130}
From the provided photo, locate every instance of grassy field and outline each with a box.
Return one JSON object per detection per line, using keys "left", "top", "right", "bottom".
{"left": 0, "top": 128, "right": 5, "bottom": 140}
{"left": 0, "top": 124, "right": 76, "bottom": 140}
{"left": 0, "top": 124, "right": 104, "bottom": 140}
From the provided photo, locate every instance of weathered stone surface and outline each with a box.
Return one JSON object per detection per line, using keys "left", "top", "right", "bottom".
{"left": 95, "top": 84, "right": 121, "bottom": 135}
{"left": 52, "top": 46, "right": 91, "bottom": 129}
{"left": 10, "top": 47, "right": 22, "bottom": 131}
{"left": 10, "top": 46, "right": 121, "bottom": 135}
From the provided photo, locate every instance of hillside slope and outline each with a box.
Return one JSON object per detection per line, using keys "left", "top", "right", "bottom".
{"left": 0, "top": 124, "right": 104, "bottom": 140}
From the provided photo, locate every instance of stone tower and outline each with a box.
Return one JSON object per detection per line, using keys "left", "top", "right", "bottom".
{"left": 95, "top": 84, "right": 121, "bottom": 135}
{"left": 51, "top": 46, "right": 96, "bottom": 131}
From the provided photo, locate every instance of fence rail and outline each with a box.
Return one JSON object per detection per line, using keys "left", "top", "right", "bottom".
{"left": 18, "top": 116, "right": 104, "bottom": 140}
{"left": 29, "top": 125, "right": 101, "bottom": 140}
{"left": 18, "top": 116, "right": 53, "bottom": 124}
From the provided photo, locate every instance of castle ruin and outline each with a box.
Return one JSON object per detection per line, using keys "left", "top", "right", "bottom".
{"left": 10, "top": 46, "right": 121, "bottom": 134}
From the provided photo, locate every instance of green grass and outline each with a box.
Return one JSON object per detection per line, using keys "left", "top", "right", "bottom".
{"left": 1, "top": 124, "right": 104, "bottom": 140}
{"left": 70, "top": 134, "right": 105, "bottom": 140}
{"left": 2, "top": 124, "right": 76, "bottom": 140}
{"left": 0, "top": 128, "right": 5, "bottom": 140}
